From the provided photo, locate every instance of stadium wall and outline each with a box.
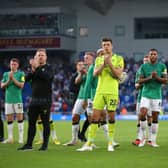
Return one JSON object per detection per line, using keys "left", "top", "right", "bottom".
{"left": 0, "top": 0, "right": 168, "bottom": 60}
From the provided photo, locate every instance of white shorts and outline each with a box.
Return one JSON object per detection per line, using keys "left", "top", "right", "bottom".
{"left": 140, "top": 97, "right": 161, "bottom": 113}
{"left": 136, "top": 101, "right": 152, "bottom": 116}
{"left": 136, "top": 102, "right": 140, "bottom": 115}
{"left": 72, "top": 99, "right": 85, "bottom": 115}
{"left": 86, "top": 99, "right": 93, "bottom": 115}
{"left": 5, "top": 103, "right": 23, "bottom": 115}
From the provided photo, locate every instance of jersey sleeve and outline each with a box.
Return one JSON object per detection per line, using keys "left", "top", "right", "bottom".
{"left": 20, "top": 71, "right": 25, "bottom": 82}
{"left": 1, "top": 72, "right": 7, "bottom": 83}
{"left": 162, "top": 63, "right": 167, "bottom": 75}
{"left": 95, "top": 56, "right": 104, "bottom": 69}
{"left": 116, "top": 56, "right": 124, "bottom": 69}
{"left": 83, "top": 65, "right": 93, "bottom": 99}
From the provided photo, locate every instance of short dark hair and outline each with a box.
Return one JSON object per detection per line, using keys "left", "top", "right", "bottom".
{"left": 101, "top": 37, "right": 112, "bottom": 44}
{"left": 144, "top": 55, "right": 149, "bottom": 58}
{"left": 10, "top": 58, "right": 20, "bottom": 65}
{"left": 85, "top": 51, "right": 96, "bottom": 57}
{"left": 149, "top": 48, "right": 158, "bottom": 53}
{"left": 36, "top": 48, "right": 46, "bottom": 53}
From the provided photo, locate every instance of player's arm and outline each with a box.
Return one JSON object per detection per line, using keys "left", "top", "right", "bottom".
{"left": 1, "top": 79, "right": 10, "bottom": 89}
{"left": 138, "top": 75, "right": 152, "bottom": 84}
{"left": 1, "top": 81, "right": 10, "bottom": 89}
{"left": 75, "top": 65, "right": 87, "bottom": 84}
{"left": 93, "top": 56, "right": 105, "bottom": 76}
{"left": 135, "top": 71, "right": 142, "bottom": 90}
{"left": 93, "top": 64, "right": 105, "bottom": 76}
{"left": 138, "top": 65, "right": 152, "bottom": 84}
{"left": 151, "top": 71, "right": 167, "bottom": 84}
{"left": 135, "top": 82, "right": 142, "bottom": 90}
{"left": 11, "top": 72, "right": 25, "bottom": 89}
{"left": 83, "top": 66, "right": 92, "bottom": 100}
{"left": 1, "top": 72, "right": 11, "bottom": 89}
{"left": 105, "top": 55, "right": 123, "bottom": 78}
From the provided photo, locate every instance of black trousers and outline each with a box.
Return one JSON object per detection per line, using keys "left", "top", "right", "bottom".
{"left": 0, "top": 110, "right": 4, "bottom": 139}
{"left": 26, "top": 105, "right": 51, "bottom": 147}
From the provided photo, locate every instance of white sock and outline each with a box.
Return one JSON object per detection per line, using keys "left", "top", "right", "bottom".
{"left": 18, "top": 121, "right": 24, "bottom": 142}
{"left": 137, "top": 125, "right": 141, "bottom": 140}
{"left": 7, "top": 122, "right": 13, "bottom": 140}
{"left": 72, "top": 124, "right": 79, "bottom": 142}
{"left": 139, "top": 120, "right": 147, "bottom": 141}
{"left": 151, "top": 123, "right": 159, "bottom": 144}
{"left": 148, "top": 124, "right": 152, "bottom": 141}
{"left": 100, "top": 124, "right": 108, "bottom": 137}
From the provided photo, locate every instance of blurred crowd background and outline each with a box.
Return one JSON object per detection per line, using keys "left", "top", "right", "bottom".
{"left": 1, "top": 0, "right": 168, "bottom": 116}
{"left": 1, "top": 55, "right": 168, "bottom": 116}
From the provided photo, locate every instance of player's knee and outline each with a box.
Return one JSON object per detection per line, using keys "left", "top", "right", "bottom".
{"left": 17, "top": 120, "right": 23, "bottom": 123}
{"left": 72, "top": 114, "right": 80, "bottom": 124}
{"left": 108, "top": 120, "right": 115, "bottom": 124}
{"left": 152, "top": 120, "right": 158, "bottom": 124}
{"left": 91, "top": 118, "right": 99, "bottom": 124}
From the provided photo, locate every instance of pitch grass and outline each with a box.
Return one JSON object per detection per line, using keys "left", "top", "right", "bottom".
{"left": 0, "top": 120, "right": 168, "bottom": 168}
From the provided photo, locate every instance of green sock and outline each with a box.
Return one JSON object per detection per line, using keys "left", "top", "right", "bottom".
{"left": 108, "top": 123, "right": 115, "bottom": 143}
{"left": 37, "top": 121, "right": 43, "bottom": 140}
{"left": 87, "top": 123, "right": 99, "bottom": 145}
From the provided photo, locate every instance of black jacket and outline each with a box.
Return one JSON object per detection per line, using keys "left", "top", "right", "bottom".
{"left": 26, "top": 64, "right": 53, "bottom": 106}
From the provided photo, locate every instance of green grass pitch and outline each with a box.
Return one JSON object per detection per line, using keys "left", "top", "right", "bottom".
{"left": 0, "top": 120, "right": 168, "bottom": 168}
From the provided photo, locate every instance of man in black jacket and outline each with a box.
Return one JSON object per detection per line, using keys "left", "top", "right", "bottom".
{"left": 18, "top": 48, "right": 53, "bottom": 151}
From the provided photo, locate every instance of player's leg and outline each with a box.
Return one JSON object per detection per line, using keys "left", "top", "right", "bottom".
{"left": 151, "top": 111, "right": 159, "bottom": 147}
{"left": 147, "top": 113, "right": 152, "bottom": 145}
{"left": 64, "top": 99, "right": 84, "bottom": 146}
{"left": 106, "top": 94, "right": 119, "bottom": 151}
{"left": 150, "top": 99, "right": 161, "bottom": 147}
{"left": 2, "top": 104, "right": 14, "bottom": 143}
{"left": 49, "top": 118, "right": 60, "bottom": 145}
{"left": 15, "top": 103, "right": 24, "bottom": 144}
{"left": 79, "top": 99, "right": 93, "bottom": 142}
{"left": 77, "top": 94, "right": 104, "bottom": 151}
{"left": 99, "top": 109, "right": 108, "bottom": 137}
{"left": 39, "top": 106, "right": 51, "bottom": 150}
{"left": 78, "top": 111, "right": 89, "bottom": 142}
{"left": 132, "top": 102, "right": 141, "bottom": 145}
{"left": 17, "top": 106, "right": 39, "bottom": 150}
{"left": 35, "top": 117, "right": 43, "bottom": 145}
{"left": 138, "top": 97, "right": 149, "bottom": 147}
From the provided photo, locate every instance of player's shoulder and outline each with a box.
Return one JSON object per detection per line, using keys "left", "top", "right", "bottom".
{"left": 141, "top": 62, "right": 150, "bottom": 68}
{"left": 89, "top": 64, "right": 94, "bottom": 70}
{"left": 158, "top": 62, "right": 166, "bottom": 67}
{"left": 18, "top": 70, "right": 25, "bottom": 74}
{"left": 3, "top": 71, "right": 8, "bottom": 75}
{"left": 113, "top": 53, "right": 123, "bottom": 59}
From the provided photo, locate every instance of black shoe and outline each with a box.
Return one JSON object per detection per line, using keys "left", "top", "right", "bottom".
{"left": 17, "top": 144, "right": 33, "bottom": 151}
{"left": 78, "top": 134, "right": 87, "bottom": 142}
{"left": 38, "top": 145, "right": 47, "bottom": 151}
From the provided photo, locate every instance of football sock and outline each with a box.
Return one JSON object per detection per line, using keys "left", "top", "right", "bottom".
{"left": 50, "top": 120, "right": 57, "bottom": 140}
{"left": 87, "top": 123, "right": 98, "bottom": 145}
{"left": 37, "top": 121, "right": 43, "bottom": 141}
{"left": 18, "top": 120, "right": 24, "bottom": 142}
{"left": 108, "top": 122, "right": 115, "bottom": 143}
{"left": 7, "top": 121, "right": 13, "bottom": 140}
{"left": 72, "top": 123, "right": 79, "bottom": 142}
